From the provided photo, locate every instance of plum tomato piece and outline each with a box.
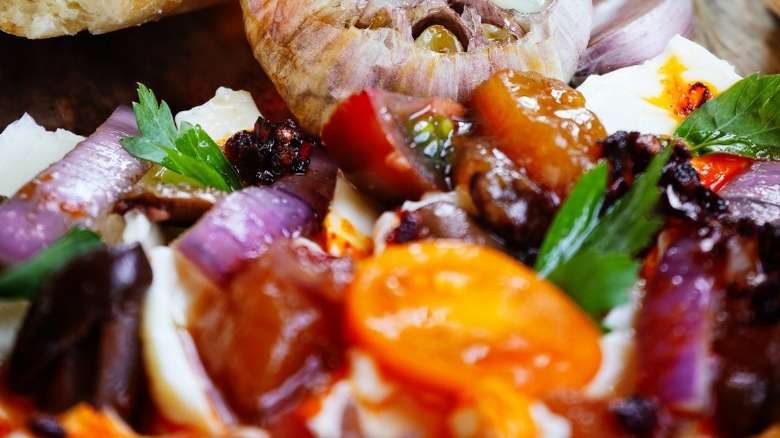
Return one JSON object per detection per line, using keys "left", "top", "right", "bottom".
{"left": 321, "top": 89, "right": 466, "bottom": 205}
{"left": 187, "top": 242, "right": 353, "bottom": 425}
{"left": 345, "top": 241, "right": 602, "bottom": 398}
{"left": 469, "top": 70, "right": 606, "bottom": 197}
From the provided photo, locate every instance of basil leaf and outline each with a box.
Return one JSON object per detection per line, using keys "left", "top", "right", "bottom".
{"left": 536, "top": 148, "right": 670, "bottom": 320}
{"left": 675, "top": 74, "right": 780, "bottom": 159}
{"left": 120, "top": 84, "right": 244, "bottom": 192}
{"left": 0, "top": 227, "right": 102, "bottom": 300}
{"left": 535, "top": 163, "right": 607, "bottom": 277}
{"left": 683, "top": 130, "right": 766, "bottom": 157}
{"left": 546, "top": 249, "right": 639, "bottom": 319}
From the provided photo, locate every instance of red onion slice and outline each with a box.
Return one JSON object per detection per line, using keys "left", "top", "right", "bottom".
{"left": 270, "top": 146, "right": 338, "bottom": 221}
{"left": 636, "top": 230, "right": 724, "bottom": 414}
{"left": 577, "top": 0, "right": 695, "bottom": 76}
{"left": 0, "top": 107, "right": 149, "bottom": 265}
{"left": 719, "top": 161, "right": 780, "bottom": 226}
{"left": 175, "top": 187, "right": 317, "bottom": 284}
{"left": 175, "top": 146, "right": 337, "bottom": 284}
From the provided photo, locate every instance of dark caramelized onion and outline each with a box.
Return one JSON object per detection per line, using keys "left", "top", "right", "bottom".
{"left": 384, "top": 199, "right": 506, "bottom": 251}
{"left": 189, "top": 241, "right": 352, "bottom": 425}
{"left": 6, "top": 244, "right": 152, "bottom": 427}
{"left": 224, "top": 118, "right": 314, "bottom": 187}
{"left": 610, "top": 395, "right": 663, "bottom": 438}
{"left": 711, "top": 223, "right": 780, "bottom": 437}
{"left": 451, "top": 135, "right": 558, "bottom": 264}
{"left": 114, "top": 180, "right": 223, "bottom": 225}
{"left": 599, "top": 131, "right": 727, "bottom": 221}
{"left": 637, "top": 217, "right": 780, "bottom": 435}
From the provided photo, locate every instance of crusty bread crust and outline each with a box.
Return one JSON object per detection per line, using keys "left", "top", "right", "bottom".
{"left": 0, "top": 0, "right": 221, "bottom": 38}
{"left": 240, "top": 0, "right": 592, "bottom": 135}
{"left": 766, "top": 0, "right": 780, "bottom": 16}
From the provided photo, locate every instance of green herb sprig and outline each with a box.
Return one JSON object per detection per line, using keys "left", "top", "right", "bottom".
{"left": 675, "top": 74, "right": 780, "bottom": 159}
{"left": 120, "top": 84, "right": 243, "bottom": 192}
{"left": 0, "top": 227, "right": 102, "bottom": 300}
{"left": 534, "top": 147, "right": 671, "bottom": 320}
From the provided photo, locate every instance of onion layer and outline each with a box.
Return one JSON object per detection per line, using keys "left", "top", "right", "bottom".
{"left": 0, "top": 107, "right": 149, "bottom": 265}
{"left": 719, "top": 161, "right": 780, "bottom": 226}
{"left": 636, "top": 228, "right": 724, "bottom": 414}
{"left": 577, "top": 0, "right": 694, "bottom": 76}
{"left": 175, "top": 146, "right": 337, "bottom": 284}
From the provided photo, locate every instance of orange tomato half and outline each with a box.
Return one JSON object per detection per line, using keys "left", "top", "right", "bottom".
{"left": 345, "top": 241, "right": 602, "bottom": 399}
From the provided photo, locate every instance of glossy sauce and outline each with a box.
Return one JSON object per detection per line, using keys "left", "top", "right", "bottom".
{"left": 187, "top": 243, "right": 348, "bottom": 425}
{"left": 470, "top": 70, "right": 606, "bottom": 197}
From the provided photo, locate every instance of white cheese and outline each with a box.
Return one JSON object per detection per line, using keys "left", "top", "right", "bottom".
{"left": 122, "top": 210, "right": 165, "bottom": 253}
{"left": 330, "top": 172, "right": 381, "bottom": 237}
{"left": 0, "top": 113, "right": 84, "bottom": 197}
{"left": 141, "top": 247, "right": 226, "bottom": 434}
{"left": 578, "top": 35, "right": 742, "bottom": 136}
{"left": 175, "top": 87, "right": 262, "bottom": 143}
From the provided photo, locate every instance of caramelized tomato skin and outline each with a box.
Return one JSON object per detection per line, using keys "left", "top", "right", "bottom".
{"left": 188, "top": 243, "right": 352, "bottom": 424}
{"left": 469, "top": 70, "right": 606, "bottom": 197}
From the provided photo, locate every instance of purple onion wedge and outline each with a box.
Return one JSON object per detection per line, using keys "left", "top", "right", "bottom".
{"left": 719, "top": 161, "right": 780, "bottom": 226}
{"left": 0, "top": 107, "right": 149, "bottom": 265}
{"left": 636, "top": 228, "right": 725, "bottom": 415}
{"left": 175, "top": 146, "right": 337, "bottom": 284}
{"left": 271, "top": 146, "right": 338, "bottom": 221}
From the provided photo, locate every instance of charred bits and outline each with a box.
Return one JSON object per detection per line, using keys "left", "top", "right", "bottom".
{"left": 599, "top": 131, "right": 726, "bottom": 221}
{"left": 224, "top": 117, "right": 315, "bottom": 187}
{"left": 6, "top": 244, "right": 152, "bottom": 429}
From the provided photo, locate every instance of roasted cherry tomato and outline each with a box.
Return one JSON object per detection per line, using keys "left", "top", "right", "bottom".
{"left": 689, "top": 153, "right": 752, "bottom": 192}
{"left": 322, "top": 89, "right": 465, "bottom": 205}
{"left": 345, "top": 241, "right": 602, "bottom": 399}
{"left": 470, "top": 70, "right": 606, "bottom": 197}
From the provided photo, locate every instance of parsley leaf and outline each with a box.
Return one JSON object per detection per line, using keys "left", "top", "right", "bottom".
{"left": 535, "top": 147, "right": 670, "bottom": 320}
{"left": 0, "top": 227, "right": 102, "bottom": 300}
{"left": 675, "top": 74, "right": 780, "bottom": 159}
{"left": 120, "top": 84, "right": 243, "bottom": 192}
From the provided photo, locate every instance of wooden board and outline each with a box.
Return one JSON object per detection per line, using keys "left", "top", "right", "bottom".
{"left": 0, "top": 2, "right": 290, "bottom": 136}
{"left": 0, "top": 0, "right": 778, "bottom": 135}
{"left": 694, "top": 0, "right": 780, "bottom": 77}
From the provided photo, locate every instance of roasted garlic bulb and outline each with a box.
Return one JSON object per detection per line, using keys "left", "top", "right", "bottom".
{"left": 241, "top": 0, "right": 593, "bottom": 134}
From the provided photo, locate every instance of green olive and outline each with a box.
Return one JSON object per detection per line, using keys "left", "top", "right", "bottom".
{"left": 414, "top": 24, "right": 464, "bottom": 53}
{"left": 406, "top": 112, "right": 456, "bottom": 166}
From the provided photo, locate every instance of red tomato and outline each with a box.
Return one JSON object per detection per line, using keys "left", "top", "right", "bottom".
{"left": 321, "top": 89, "right": 465, "bottom": 205}
{"left": 689, "top": 154, "right": 752, "bottom": 192}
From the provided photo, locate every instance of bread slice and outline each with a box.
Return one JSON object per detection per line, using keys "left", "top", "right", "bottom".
{"left": 0, "top": 0, "right": 220, "bottom": 38}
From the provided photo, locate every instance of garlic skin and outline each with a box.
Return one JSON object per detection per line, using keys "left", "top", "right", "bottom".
{"left": 240, "top": 0, "right": 592, "bottom": 134}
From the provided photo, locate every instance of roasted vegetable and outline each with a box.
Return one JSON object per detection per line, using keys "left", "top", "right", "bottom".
{"left": 241, "top": 0, "right": 593, "bottom": 133}
{"left": 322, "top": 89, "right": 465, "bottom": 205}
{"left": 6, "top": 244, "right": 152, "bottom": 427}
